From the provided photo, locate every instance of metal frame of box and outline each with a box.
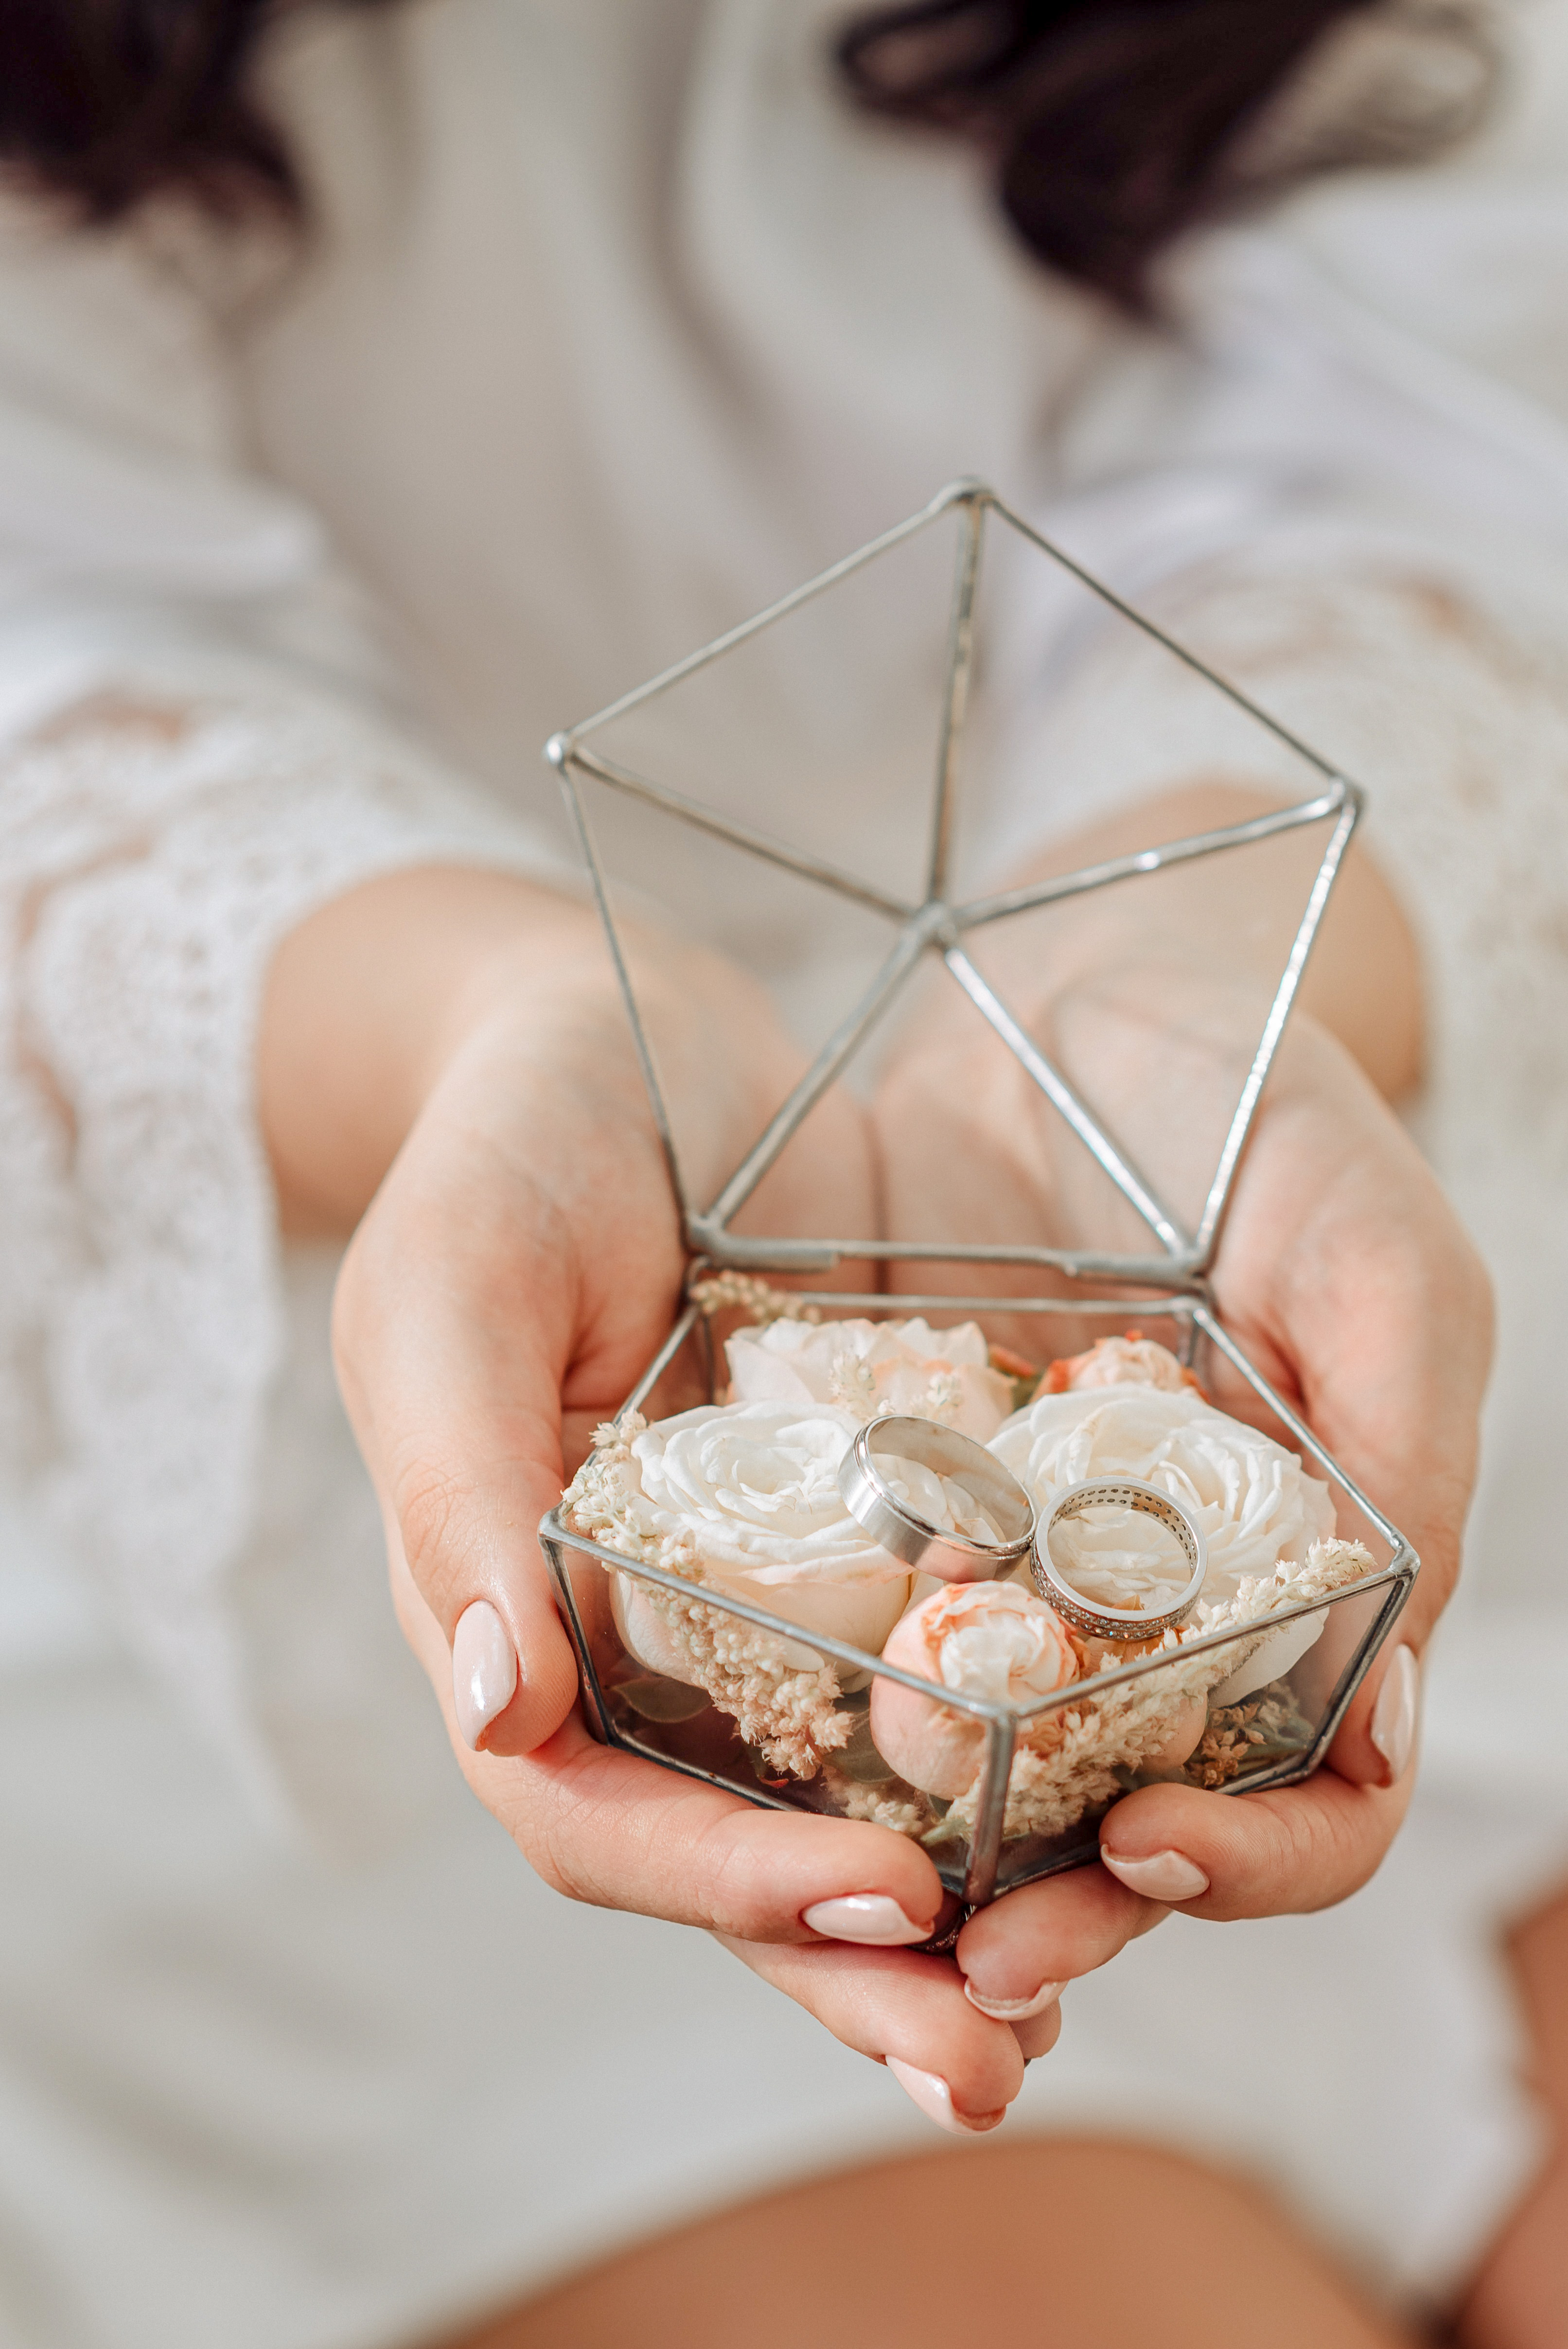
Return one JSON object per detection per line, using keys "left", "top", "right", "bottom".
{"left": 535, "top": 478, "right": 1417, "bottom": 1905}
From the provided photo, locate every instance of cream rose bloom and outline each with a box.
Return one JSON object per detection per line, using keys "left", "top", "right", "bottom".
{"left": 989, "top": 1386, "right": 1337, "bottom": 1612}
{"left": 1040, "top": 1332, "right": 1198, "bottom": 1395}
{"left": 725, "top": 1316, "right": 1013, "bottom": 1441}
{"left": 604, "top": 1400, "right": 936, "bottom": 1679}
{"left": 872, "top": 1582, "right": 1079, "bottom": 1797}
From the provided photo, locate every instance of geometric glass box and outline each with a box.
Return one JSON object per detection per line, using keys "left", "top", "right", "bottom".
{"left": 538, "top": 479, "right": 1417, "bottom": 1910}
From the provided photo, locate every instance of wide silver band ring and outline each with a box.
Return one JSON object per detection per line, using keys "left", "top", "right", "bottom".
{"left": 1031, "top": 1477, "right": 1207, "bottom": 1640}
{"left": 836, "top": 1415, "right": 1036, "bottom": 1582}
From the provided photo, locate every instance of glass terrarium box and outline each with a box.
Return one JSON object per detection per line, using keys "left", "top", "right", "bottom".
{"left": 537, "top": 481, "right": 1416, "bottom": 1912}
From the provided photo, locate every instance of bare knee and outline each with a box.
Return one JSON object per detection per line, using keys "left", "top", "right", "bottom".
{"left": 444, "top": 2136, "right": 1410, "bottom": 2349}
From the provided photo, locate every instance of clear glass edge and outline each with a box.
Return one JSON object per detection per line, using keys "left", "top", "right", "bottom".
{"left": 540, "top": 1503, "right": 1412, "bottom": 1724}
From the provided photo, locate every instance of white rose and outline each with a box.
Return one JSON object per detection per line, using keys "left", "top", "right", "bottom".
{"left": 607, "top": 1400, "right": 927, "bottom": 1678}
{"left": 725, "top": 1316, "right": 1013, "bottom": 1441}
{"left": 627, "top": 1400, "right": 918, "bottom": 1584}
{"left": 989, "top": 1387, "right": 1337, "bottom": 1611}
{"left": 610, "top": 1566, "right": 902, "bottom": 1685}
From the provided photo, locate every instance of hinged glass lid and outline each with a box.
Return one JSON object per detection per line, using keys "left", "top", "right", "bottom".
{"left": 545, "top": 478, "right": 1365, "bottom": 1287}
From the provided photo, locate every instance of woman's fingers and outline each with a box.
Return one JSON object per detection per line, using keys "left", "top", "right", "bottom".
{"left": 403, "top": 1526, "right": 1031, "bottom": 2098}
{"left": 952, "top": 1642, "right": 1418, "bottom": 1994}
{"left": 350, "top": 1246, "right": 589, "bottom": 1757}
{"left": 396, "top": 1534, "right": 951, "bottom": 1939}
{"left": 1094, "top": 1758, "right": 1416, "bottom": 1924}
{"left": 383, "top": 1472, "right": 584, "bottom": 1754}
{"left": 715, "top": 1936, "right": 1028, "bottom": 2133}
{"left": 335, "top": 1030, "right": 685, "bottom": 1755}
{"left": 1208, "top": 1023, "right": 1491, "bottom": 1790}
{"left": 1326, "top": 1631, "right": 1424, "bottom": 1791}
{"left": 955, "top": 1861, "right": 1168, "bottom": 2015}
{"left": 474, "top": 1730, "right": 950, "bottom": 1943}
{"left": 1009, "top": 2000, "right": 1066, "bottom": 2063}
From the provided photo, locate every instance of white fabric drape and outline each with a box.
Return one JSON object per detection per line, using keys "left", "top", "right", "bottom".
{"left": 3, "top": 1, "right": 1568, "bottom": 2339}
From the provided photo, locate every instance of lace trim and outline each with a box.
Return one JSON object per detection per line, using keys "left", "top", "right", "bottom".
{"left": 1151, "top": 563, "right": 1568, "bottom": 1193}
{"left": 0, "top": 684, "right": 559, "bottom": 1792}
{"left": 985, "top": 557, "right": 1568, "bottom": 1197}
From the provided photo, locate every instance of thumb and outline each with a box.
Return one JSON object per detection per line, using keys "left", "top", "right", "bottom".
{"left": 332, "top": 1157, "right": 665, "bottom": 1760}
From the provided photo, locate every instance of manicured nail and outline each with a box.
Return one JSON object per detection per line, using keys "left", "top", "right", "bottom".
{"left": 1370, "top": 1643, "right": 1419, "bottom": 1785}
{"left": 963, "top": 1977, "right": 1065, "bottom": 2022}
{"left": 801, "top": 1894, "right": 934, "bottom": 1945}
{"left": 1100, "top": 1848, "right": 1210, "bottom": 1901}
{"left": 886, "top": 2058, "right": 1005, "bottom": 2137}
{"left": 452, "top": 1600, "right": 518, "bottom": 1749}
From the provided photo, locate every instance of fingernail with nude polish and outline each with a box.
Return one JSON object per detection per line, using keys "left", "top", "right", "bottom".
{"left": 886, "top": 2058, "right": 1006, "bottom": 2137}
{"left": 1100, "top": 1848, "right": 1210, "bottom": 1902}
{"left": 801, "top": 1894, "right": 934, "bottom": 1945}
{"left": 452, "top": 1600, "right": 518, "bottom": 1749}
{"left": 1370, "top": 1643, "right": 1419, "bottom": 1786}
{"left": 963, "top": 1977, "right": 1066, "bottom": 2022}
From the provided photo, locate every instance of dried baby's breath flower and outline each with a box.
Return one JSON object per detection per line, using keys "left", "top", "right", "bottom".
{"left": 820, "top": 1762, "right": 937, "bottom": 1837}
{"left": 610, "top": 1571, "right": 850, "bottom": 1778}
{"left": 560, "top": 1413, "right": 662, "bottom": 1563}
{"left": 934, "top": 1538, "right": 1374, "bottom": 1846}
{"left": 687, "top": 1272, "right": 822, "bottom": 1325}
{"left": 1187, "top": 1685, "right": 1316, "bottom": 1789}
{"left": 827, "top": 1353, "right": 880, "bottom": 1413}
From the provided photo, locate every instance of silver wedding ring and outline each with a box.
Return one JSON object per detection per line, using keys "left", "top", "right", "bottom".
{"left": 1031, "top": 1477, "right": 1207, "bottom": 1641}
{"left": 837, "top": 1415, "right": 1036, "bottom": 1582}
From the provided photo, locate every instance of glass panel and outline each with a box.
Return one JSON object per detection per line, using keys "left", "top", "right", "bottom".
{"left": 547, "top": 1521, "right": 1403, "bottom": 1906}
{"left": 989, "top": 1572, "right": 1403, "bottom": 1894}
{"left": 555, "top": 487, "right": 1357, "bottom": 1281}
{"left": 544, "top": 1292, "right": 1409, "bottom": 1907}
{"left": 544, "top": 1526, "right": 989, "bottom": 1897}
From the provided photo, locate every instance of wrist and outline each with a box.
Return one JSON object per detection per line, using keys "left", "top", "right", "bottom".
{"left": 963, "top": 777, "right": 1424, "bottom": 1104}
{"left": 262, "top": 865, "right": 609, "bottom": 1236}
{"left": 264, "top": 861, "right": 823, "bottom": 1243}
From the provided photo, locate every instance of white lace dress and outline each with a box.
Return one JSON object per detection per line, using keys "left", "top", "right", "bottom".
{"left": 4, "top": 4, "right": 1568, "bottom": 2343}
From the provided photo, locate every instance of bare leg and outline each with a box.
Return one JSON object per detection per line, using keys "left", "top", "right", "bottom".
{"left": 434, "top": 2138, "right": 1416, "bottom": 2349}
{"left": 1456, "top": 1880, "right": 1568, "bottom": 2349}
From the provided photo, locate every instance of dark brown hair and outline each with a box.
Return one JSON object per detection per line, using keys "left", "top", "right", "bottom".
{"left": 838, "top": 0, "right": 1496, "bottom": 304}
{"left": 0, "top": 0, "right": 1495, "bottom": 302}
{"left": 0, "top": 0, "right": 299, "bottom": 224}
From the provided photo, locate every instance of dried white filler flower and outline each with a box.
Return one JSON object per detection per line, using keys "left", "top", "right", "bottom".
{"left": 933, "top": 1538, "right": 1374, "bottom": 1845}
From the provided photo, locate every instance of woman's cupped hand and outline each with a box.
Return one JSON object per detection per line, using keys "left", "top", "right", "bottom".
{"left": 303, "top": 868, "right": 1051, "bottom": 2132}
{"left": 869, "top": 782, "right": 1491, "bottom": 2055}
{"left": 285, "top": 799, "right": 1491, "bottom": 2136}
